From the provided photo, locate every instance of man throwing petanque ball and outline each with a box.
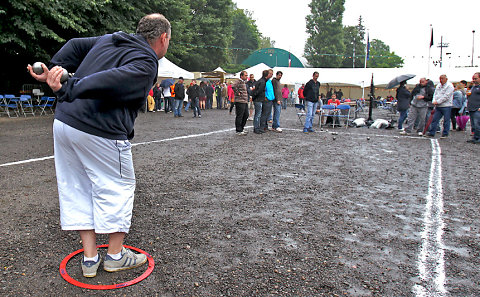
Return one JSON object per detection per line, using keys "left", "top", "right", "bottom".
{"left": 27, "top": 14, "right": 171, "bottom": 278}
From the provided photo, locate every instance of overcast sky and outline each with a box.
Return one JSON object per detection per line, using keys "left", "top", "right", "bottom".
{"left": 233, "top": 0, "right": 479, "bottom": 70}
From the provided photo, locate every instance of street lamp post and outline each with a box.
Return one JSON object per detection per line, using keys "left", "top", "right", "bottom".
{"left": 472, "top": 30, "right": 476, "bottom": 67}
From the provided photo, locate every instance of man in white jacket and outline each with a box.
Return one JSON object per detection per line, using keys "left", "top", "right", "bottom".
{"left": 425, "top": 74, "right": 454, "bottom": 138}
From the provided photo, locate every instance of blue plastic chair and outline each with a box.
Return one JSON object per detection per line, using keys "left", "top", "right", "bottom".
{"left": 3, "top": 94, "right": 20, "bottom": 117}
{"left": 336, "top": 104, "right": 351, "bottom": 129}
{"left": 36, "top": 96, "right": 56, "bottom": 115}
{"left": 20, "top": 95, "right": 35, "bottom": 116}
{"left": 319, "top": 104, "right": 336, "bottom": 127}
{"left": 295, "top": 103, "right": 305, "bottom": 125}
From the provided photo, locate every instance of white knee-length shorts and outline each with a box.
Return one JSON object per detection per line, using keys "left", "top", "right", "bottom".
{"left": 53, "top": 120, "right": 135, "bottom": 233}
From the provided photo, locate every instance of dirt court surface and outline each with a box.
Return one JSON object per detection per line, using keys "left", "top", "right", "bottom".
{"left": 0, "top": 107, "right": 479, "bottom": 296}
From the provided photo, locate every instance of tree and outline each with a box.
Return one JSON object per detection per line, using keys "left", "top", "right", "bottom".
{"left": 177, "top": 0, "right": 235, "bottom": 71}
{"left": 0, "top": 0, "right": 194, "bottom": 92}
{"left": 304, "top": 0, "right": 345, "bottom": 67}
{"left": 341, "top": 16, "right": 365, "bottom": 68}
{"left": 258, "top": 35, "right": 275, "bottom": 49}
{"left": 230, "top": 9, "right": 260, "bottom": 64}
{"left": 367, "top": 39, "right": 404, "bottom": 68}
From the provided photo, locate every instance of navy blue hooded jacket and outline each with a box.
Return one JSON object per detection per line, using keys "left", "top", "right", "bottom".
{"left": 51, "top": 32, "right": 159, "bottom": 140}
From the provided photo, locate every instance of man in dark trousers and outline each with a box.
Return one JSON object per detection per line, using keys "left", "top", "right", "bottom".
{"left": 27, "top": 13, "right": 171, "bottom": 278}
{"left": 153, "top": 82, "right": 162, "bottom": 111}
{"left": 187, "top": 80, "right": 201, "bottom": 118}
{"left": 232, "top": 71, "right": 249, "bottom": 135}
{"left": 252, "top": 69, "right": 273, "bottom": 134}
{"left": 303, "top": 71, "right": 321, "bottom": 133}
{"left": 173, "top": 77, "right": 185, "bottom": 117}
{"left": 206, "top": 82, "right": 214, "bottom": 109}
{"left": 246, "top": 74, "right": 256, "bottom": 120}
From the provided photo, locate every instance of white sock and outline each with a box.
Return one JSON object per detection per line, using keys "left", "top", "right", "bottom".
{"left": 83, "top": 254, "right": 99, "bottom": 262}
{"left": 107, "top": 251, "right": 123, "bottom": 260}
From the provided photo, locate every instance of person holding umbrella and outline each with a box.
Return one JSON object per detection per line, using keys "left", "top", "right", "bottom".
{"left": 396, "top": 81, "right": 411, "bottom": 130}
{"left": 400, "top": 78, "right": 435, "bottom": 136}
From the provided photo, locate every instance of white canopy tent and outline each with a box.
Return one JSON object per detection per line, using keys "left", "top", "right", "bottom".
{"left": 236, "top": 63, "right": 480, "bottom": 99}
{"left": 238, "top": 63, "right": 480, "bottom": 87}
{"left": 157, "top": 57, "right": 194, "bottom": 79}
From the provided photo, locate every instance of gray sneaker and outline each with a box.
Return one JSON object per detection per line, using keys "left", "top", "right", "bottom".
{"left": 81, "top": 256, "right": 102, "bottom": 278}
{"left": 104, "top": 247, "right": 147, "bottom": 272}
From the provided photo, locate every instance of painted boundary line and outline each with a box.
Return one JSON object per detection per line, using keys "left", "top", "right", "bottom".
{"left": 0, "top": 127, "right": 237, "bottom": 168}
{"left": 413, "top": 139, "right": 447, "bottom": 296}
{"left": 0, "top": 127, "right": 430, "bottom": 168}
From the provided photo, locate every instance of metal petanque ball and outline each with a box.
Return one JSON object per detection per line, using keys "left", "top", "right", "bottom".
{"left": 367, "top": 137, "right": 371, "bottom": 141}
{"left": 32, "top": 62, "right": 69, "bottom": 83}
{"left": 60, "top": 69, "right": 69, "bottom": 83}
{"left": 32, "top": 62, "right": 43, "bottom": 75}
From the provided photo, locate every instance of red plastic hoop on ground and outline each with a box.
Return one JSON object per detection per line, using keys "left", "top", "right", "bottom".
{"left": 59, "top": 244, "right": 154, "bottom": 290}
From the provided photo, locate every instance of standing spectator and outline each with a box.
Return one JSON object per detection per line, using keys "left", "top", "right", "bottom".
{"left": 260, "top": 70, "right": 276, "bottom": 132}
{"left": 173, "top": 77, "right": 185, "bottom": 117}
{"left": 252, "top": 69, "right": 273, "bottom": 134}
{"left": 147, "top": 88, "right": 155, "bottom": 112}
{"left": 336, "top": 88, "right": 343, "bottom": 100}
{"left": 396, "top": 81, "right": 412, "bottom": 130}
{"left": 451, "top": 82, "right": 466, "bottom": 130}
{"left": 187, "top": 80, "right": 201, "bottom": 118}
{"left": 227, "top": 82, "right": 234, "bottom": 112}
{"left": 271, "top": 71, "right": 283, "bottom": 132}
{"left": 215, "top": 83, "right": 222, "bottom": 109}
{"left": 232, "top": 71, "right": 249, "bottom": 135}
{"left": 401, "top": 78, "right": 435, "bottom": 136}
{"left": 298, "top": 84, "right": 305, "bottom": 105}
{"left": 153, "top": 82, "right": 162, "bottom": 111}
{"left": 246, "top": 74, "right": 256, "bottom": 120}
{"left": 466, "top": 72, "right": 480, "bottom": 143}
{"left": 281, "top": 84, "right": 289, "bottom": 109}
{"left": 221, "top": 83, "right": 228, "bottom": 109}
{"left": 303, "top": 72, "right": 321, "bottom": 133}
{"left": 289, "top": 87, "right": 296, "bottom": 106}
{"left": 326, "top": 87, "right": 333, "bottom": 99}
{"left": 163, "top": 83, "right": 172, "bottom": 113}
{"left": 206, "top": 82, "right": 214, "bottom": 109}
{"left": 27, "top": 13, "right": 171, "bottom": 277}
{"left": 199, "top": 81, "right": 207, "bottom": 110}
{"left": 426, "top": 74, "right": 454, "bottom": 138}
{"left": 184, "top": 84, "right": 191, "bottom": 111}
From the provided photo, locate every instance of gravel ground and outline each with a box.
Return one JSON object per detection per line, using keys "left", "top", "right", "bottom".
{"left": 0, "top": 107, "right": 478, "bottom": 296}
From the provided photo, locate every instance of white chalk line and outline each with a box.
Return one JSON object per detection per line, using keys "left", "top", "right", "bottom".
{"left": 0, "top": 127, "right": 238, "bottom": 168}
{"left": 413, "top": 139, "right": 447, "bottom": 297}
{"left": 0, "top": 126, "right": 432, "bottom": 168}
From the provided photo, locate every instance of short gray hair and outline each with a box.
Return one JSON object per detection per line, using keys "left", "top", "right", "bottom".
{"left": 136, "top": 14, "right": 171, "bottom": 42}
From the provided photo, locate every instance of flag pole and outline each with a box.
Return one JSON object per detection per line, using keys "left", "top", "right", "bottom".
{"left": 428, "top": 25, "right": 433, "bottom": 77}
{"left": 362, "top": 31, "right": 369, "bottom": 99}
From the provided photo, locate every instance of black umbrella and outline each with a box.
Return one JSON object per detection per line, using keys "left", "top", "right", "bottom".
{"left": 197, "top": 77, "right": 210, "bottom": 83}
{"left": 385, "top": 74, "right": 416, "bottom": 89}
{"left": 160, "top": 78, "right": 175, "bottom": 88}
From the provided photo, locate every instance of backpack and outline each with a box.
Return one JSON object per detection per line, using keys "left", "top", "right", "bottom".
{"left": 170, "top": 84, "right": 176, "bottom": 97}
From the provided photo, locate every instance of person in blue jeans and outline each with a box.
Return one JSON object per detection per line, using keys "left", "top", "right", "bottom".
{"left": 271, "top": 71, "right": 283, "bottom": 132}
{"left": 252, "top": 69, "right": 273, "bottom": 134}
{"left": 173, "top": 77, "right": 184, "bottom": 117}
{"left": 466, "top": 72, "right": 480, "bottom": 143}
{"left": 303, "top": 71, "right": 321, "bottom": 133}
{"left": 426, "top": 74, "right": 454, "bottom": 138}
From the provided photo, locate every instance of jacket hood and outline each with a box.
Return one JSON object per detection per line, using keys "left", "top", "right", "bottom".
{"left": 112, "top": 31, "right": 158, "bottom": 60}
